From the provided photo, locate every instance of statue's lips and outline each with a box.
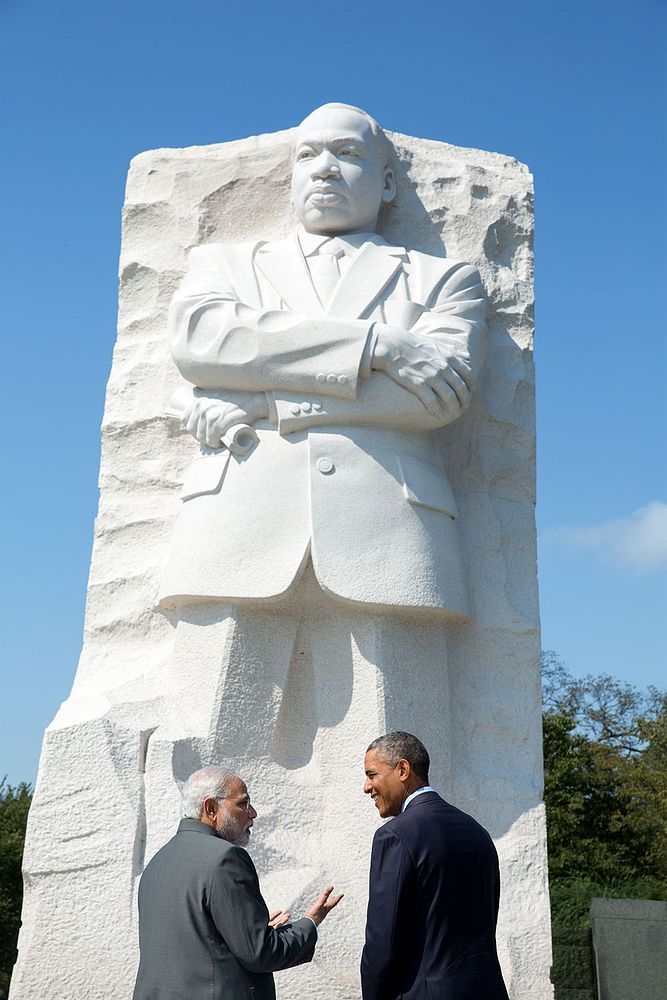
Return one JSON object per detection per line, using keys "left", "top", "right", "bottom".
{"left": 307, "top": 186, "right": 345, "bottom": 205}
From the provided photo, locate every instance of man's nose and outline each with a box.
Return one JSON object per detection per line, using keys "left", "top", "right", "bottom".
{"left": 363, "top": 778, "right": 372, "bottom": 794}
{"left": 249, "top": 804, "right": 258, "bottom": 819}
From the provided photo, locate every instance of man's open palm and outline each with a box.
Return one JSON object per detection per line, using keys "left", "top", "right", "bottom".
{"left": 304, "top": 884, "right": 344, "bottom": 926}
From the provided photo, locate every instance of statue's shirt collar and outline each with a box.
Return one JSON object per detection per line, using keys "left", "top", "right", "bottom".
{"left": 297, "top": 229, "right": 405, "bottom": 258}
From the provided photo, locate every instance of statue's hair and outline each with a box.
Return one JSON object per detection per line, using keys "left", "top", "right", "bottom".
{"left": 366, "top": 732, "right": 430, "bottom": 783}
{"left": 296, "top": 102, "right": 394, "bottom": 167}
{"left": 180, "top": 765, "right": 239, "bottom": 820}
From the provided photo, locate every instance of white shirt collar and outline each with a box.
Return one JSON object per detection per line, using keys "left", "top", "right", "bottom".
{"left": 297, "top": 228, "right": 403, "bottom": 257}
{"left": 401, "top": 785, "right": 436, "bottom": 813}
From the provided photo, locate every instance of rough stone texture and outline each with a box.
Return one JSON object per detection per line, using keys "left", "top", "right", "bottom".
{"left": 11, "top": 127, "right": 552, "bottom": 999}
{"left": 590, "top": 898, "right": 667, "bottom": 1000}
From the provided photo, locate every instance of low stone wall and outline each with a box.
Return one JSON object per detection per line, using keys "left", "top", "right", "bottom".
{"left": 590, "top": 898, "right": 667, "bottom": 1000}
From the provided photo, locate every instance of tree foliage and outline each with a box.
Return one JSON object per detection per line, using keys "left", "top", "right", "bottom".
{"left": 0, "top": 780, "right": 32, "bottom": 997}
{"left": 541, "top": 651, "right": 666, "bottom": 892}
{"left": 541, "top": 654, "right": 666, "bottom": 998}
{"left": 542, "top": 650, "right": 665, "bottom": 755}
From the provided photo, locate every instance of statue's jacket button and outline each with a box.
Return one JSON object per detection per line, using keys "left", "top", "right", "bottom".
{"left": 316, "top": 456, "right": 334, "bottom": 474}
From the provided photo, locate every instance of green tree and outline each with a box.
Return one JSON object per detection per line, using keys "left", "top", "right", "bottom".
{"left": 542, "top": 654, "right": 666, "bottom": 999}
{"left": 542, "top": 651, "right": 666, "bottom": 891}
{"left": 0, "top": 780, "right": 32, "bottom": 997}
{"left": 542, "top": 650, "right": 665, "bottom": 755}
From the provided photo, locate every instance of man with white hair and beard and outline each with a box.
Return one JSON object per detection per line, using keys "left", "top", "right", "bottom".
{"left": 132, "top": 765, "right": 342, "bottom": 1000}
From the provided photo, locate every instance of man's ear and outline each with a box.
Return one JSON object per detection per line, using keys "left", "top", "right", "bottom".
{"left": 203, "top": 796, "right": 218, "bottom": 819}
{"left": 382, "top": 166, "right": 396, "bottom": 204}
{"left": 397, "top": 758, "right": 411, "bottom": 782}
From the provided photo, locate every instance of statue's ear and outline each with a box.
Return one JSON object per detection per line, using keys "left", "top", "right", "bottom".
{"left": 382, "top": 166, "right": 396, "bottom": 204}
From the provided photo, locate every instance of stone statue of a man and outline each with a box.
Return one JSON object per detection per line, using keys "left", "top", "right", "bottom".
{"left": 160, "top": 103, "right": 486, "bottom": 615}
{"left": 10, "top": 103, "right": 553, "bottom": 1000}
{"left": 156, "top": 106, "right": 487, "bottom": 981}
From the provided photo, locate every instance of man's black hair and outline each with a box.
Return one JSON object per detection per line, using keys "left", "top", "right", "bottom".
{"left": 366, "top": 731, "right": 430, "bottom": 783}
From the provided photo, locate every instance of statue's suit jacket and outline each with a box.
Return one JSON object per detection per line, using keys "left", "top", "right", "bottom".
{"left": 361, "top": 792, "right": 509, "bottom": 1000}
{"left": 132, "top": 819, "right": 317, "bottom": 1000}
{"left": 160, "top": 233, "right": 486, "bottom": 617}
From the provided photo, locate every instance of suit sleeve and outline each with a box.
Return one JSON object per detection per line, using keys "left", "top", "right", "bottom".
{"left": 169, "top": 244, "right": 373, "bottom": 400}
{"left": 361, "top": 826, "right": 415, "bottom": 1000}
{"left": 406, "top": 260, "right": 486, "bottom": 417}
{"left": 209, "top": 846, "right": 317, "bottom": 974}
{"left": 272, "top": 260, "right": 487, "bottom": 434}
{"left": 272, "top": 372, "right": 451, "bottom": 434}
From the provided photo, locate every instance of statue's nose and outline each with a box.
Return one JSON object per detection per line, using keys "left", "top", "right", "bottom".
{"left": 312, "top": 155, "right": 340, "bottom": 179}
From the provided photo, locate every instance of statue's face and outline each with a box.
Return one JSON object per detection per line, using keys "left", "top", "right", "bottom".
{"left": 291, "top": 106, "right": 395, "bottom": 235}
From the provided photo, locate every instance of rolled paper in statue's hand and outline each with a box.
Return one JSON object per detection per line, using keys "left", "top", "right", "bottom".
{"left": 221, "top": 423, "right": 258, "bottom": 455}
{"left": 164, "top": 387, "right": 258, "bottom": 454}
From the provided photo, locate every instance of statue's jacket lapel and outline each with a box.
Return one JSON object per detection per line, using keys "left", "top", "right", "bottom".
{"left": 254, "top": 234, "right": 407, "bottom": 320}
{"left": 327, "top": 241, "right": 405, "bottom": 320}
{"left": 254, "top": 234, "right": 323, "bottom": 314}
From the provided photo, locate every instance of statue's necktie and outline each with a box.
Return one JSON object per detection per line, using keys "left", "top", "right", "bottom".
{"left": 310, "top": 240, "right": 346, "bottom": 308}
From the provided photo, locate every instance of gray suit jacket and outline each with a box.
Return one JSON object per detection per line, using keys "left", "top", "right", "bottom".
{"left": 133, "top": 819, "right": 317, "bottom": 1000}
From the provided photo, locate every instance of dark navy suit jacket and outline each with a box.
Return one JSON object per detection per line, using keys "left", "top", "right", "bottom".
{"left": 361, "top": 792, "right": 509, "bottom": 1000}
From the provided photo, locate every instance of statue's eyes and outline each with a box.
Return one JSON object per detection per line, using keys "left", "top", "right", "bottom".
{"left": 340, "top": 146, "right": 361, "bottom": 157}
{"left": 296, "top": 149, "right": 315, "bottom": 161}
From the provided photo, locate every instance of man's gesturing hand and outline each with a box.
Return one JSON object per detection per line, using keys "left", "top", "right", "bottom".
{"left": 304, "top": 884, "right": 344, "bottom": 926}
{"left": 268, "top": 909, "right": 291, "bottom": 928}
{"left": 371, "top": 323, "right": 471, "bottom": 418}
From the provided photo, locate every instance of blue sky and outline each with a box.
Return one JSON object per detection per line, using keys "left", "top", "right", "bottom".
{"left": 1, "top": 0, "right": 665, "bottom": 786}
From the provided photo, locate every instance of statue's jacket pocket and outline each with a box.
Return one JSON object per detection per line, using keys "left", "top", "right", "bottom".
{"left": 180, "top": 448, "right": 231, "bottom": 501}
{"left": 398, "top": 454, "right": 458, "bottom": 519}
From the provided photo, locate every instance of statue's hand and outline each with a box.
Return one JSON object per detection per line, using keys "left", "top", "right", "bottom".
{"left": 182, "top": 393, "right": 268, "bottom": 448}
{"left": 371, "top": 323, "right": 471, "bottom": 418}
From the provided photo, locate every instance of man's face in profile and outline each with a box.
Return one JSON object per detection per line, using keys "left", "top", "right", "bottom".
{"left": 291, "top": 106, "right": 395, "bottom": 236}
{"left": 363, "top": 750, "right": 405, "bottom": 818}
{"left": 214, "top": 777, "right": 257, "bottom": 847}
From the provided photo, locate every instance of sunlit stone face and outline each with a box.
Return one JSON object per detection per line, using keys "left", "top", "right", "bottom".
{"left": 291, "top": 106, "right": 394, "bottom": 235}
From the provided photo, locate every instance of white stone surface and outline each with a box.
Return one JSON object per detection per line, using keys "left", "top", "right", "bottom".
{"left": 11, "top": 115, "right": 552, "bottom": 1000}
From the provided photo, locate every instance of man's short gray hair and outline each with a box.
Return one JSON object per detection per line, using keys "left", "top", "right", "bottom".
{"left": 180, "top": 765, "right": 238, "bottom": 820}
{"left": 297, "top": 102, "right": 394, "bottom": 168}
{"left": 366, "top": 732, "right": 430, "bottom": 783}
